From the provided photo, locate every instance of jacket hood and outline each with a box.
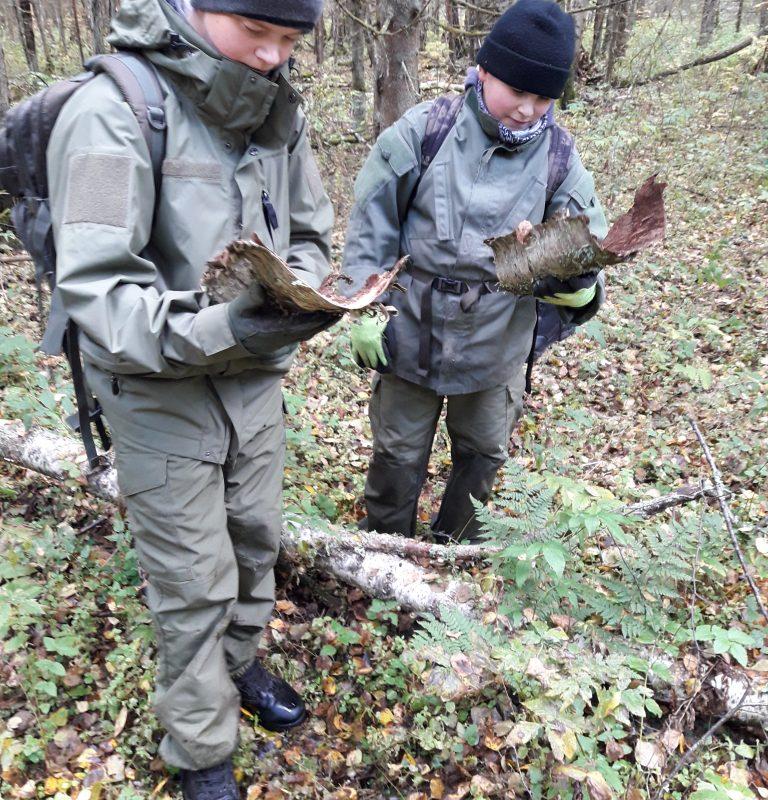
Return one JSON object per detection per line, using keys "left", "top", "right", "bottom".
{"left": 107, "top": 0, "right": 302, "bottom": 139}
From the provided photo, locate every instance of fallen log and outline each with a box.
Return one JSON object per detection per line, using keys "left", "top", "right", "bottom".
{"left": 4, "top": 419, "right": 765, "bottom": 737}
{"left": 0, "top": 419, "right": 718, "bottom": 563}
{"left": 0, "top": 419, "right": 481, "bottom": 618}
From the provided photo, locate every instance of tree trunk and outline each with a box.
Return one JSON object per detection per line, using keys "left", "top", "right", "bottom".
{"left": 0, "top": 39, "right": 10, "bottom": 122}
{"left": 350, "top": 0, "right": 366, "bottom": 91}
{"left": 15, "top": 0, "right": 39, "bottom": 73}
{"left": 4, "top": 418, "right": 765, "bottom": 740}
{"left": 735, "top": 0, "right": 744, "bottom": 31}
{"left": 349, "top": 0, "right": 367, "bottom": 128}
{"left": 591, "top": 4, "right": 606, "bottom": 61}
{"left": 52, "top": 0, "right": 66, "bottom": 48}
{"left": 89, "top": 0, "right": 109, "bottom": 54}
{"left": 71, "top": 0, "right": 85, "bottom": 64}
{"left": 698, "top": 0, "right": 720, "bottom": 46}
{"left": 444, "top": 0, "right": 466, "bottom": 63}
{"left": 560, "top": 2, "right": 585, "bottom": 110}
{"left": 373, "top": 0, "right": 422, "bottom": 136}
{"left": 758, "top": 0, "right": 767, "bottom": 34}
{"left": 605, "top": 2, "right": 632, "bottom": 81}
{"left": 0, "top": 418, "right": 710, "bottom": 620}
{"left": 32, "top": 0, "right": 54, "bottom": 73}
{"left": 314, "top": 13, "right": 325, "bottom": 65}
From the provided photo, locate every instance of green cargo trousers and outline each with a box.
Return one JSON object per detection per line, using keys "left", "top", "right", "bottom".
{"left": 365, "top": 370, "right": 526, "bottom": 540}
{"left": 113, "top": 390, "right": 284, "bottom": 770}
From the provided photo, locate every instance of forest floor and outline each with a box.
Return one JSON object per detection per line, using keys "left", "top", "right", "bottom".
{"left": 1, "top": 27, "right": 767, "bottom": 800}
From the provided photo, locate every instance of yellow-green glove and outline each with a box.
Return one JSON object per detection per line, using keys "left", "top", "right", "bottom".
{"left": 534, "top": 272, "right": 598, "bottom": 308}
{"left": 350, "top": 314, "right": 388, "bottom": 369}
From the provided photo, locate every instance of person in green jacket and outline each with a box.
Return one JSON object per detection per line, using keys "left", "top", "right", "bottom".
{"left": 48, "top": 0, "right": 334, "bottom": 796}
{"left": 342, "top": 0, "right": 608, "bottom": 544}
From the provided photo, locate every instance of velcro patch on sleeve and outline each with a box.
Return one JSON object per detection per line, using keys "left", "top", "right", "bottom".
{"left": 162, "top": 159, "right": 222, "bottom": 182}
{"left": 63, "top": 152, "right": 132, "bottom": 227}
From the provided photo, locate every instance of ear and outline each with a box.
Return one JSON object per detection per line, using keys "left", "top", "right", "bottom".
{"left": 477, "top": 66, "right": 488, "bottom": 81}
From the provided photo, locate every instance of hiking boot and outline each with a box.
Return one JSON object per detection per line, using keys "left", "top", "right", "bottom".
{"left": 179, "top": 758, "right": 237, "bottom": 800}
{"left": 234, "top": 659, "right": 306, "bottom": 732}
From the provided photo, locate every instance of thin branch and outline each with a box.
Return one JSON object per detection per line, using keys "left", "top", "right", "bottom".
{"left": 617, "top": 34, "right": 764, "bottom": 88}
{"left": 333, "top": 0, "right": 434, "bottom": 38}
{"left": 454, "top": 0, "right": 498, "bottom": 16}
{"left": 436, "top": 19, "right": 487, "bottom": 37}
{"left": 688, "top": 415, "right": 768, "bottom": 626}
{"left": 571, "top": 0, "right": 635, "bottom": 14}
{"left": 652, "top": 677, "right": 753, "bottom": 800}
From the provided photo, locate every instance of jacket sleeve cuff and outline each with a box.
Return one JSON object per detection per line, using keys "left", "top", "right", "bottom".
{"left": 557, "top": 275, "right": 605, "bottom": 326}
{"left": 193, "top": 302, "right": 250, "bottom": 359}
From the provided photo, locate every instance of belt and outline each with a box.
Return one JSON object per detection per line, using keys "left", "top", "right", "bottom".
{"left": 408, "top": 265, "right": 500, "bottom": 377}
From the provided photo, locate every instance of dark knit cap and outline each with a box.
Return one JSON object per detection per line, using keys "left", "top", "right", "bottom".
{"left": 189, "top": 0, "right": 323, "bottom": 31}
{"left": 477, "top": 0, "right": 575, "bottom": 99}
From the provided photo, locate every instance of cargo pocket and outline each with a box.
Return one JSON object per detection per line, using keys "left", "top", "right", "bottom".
{"left": 116, "top": 451, "right": 167, "bottom": 497}
{"left": 368, "top": 373, "right": 383, "bottom": 433}
{"left": 114, "top": 451, "right": 194, "bottom": 584}
{"left": 505, "top": 375, "right": 525, "bottom": 438}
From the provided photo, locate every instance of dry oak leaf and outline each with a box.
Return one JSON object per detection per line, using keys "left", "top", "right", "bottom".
{"left": 635, "top": 740, "right": 666, "bottom": 770}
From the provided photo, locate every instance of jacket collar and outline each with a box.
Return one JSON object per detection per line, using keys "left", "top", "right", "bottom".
{"left": 108, "top": 0, "right": 302, "bottom": 139}
{"left": 464, "top": 84, "right": 555, "bottom": 151}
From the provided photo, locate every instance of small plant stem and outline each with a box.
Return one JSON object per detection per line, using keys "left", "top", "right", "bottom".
{"left": 688, "top": 415, "right": 768, "bottom": 626}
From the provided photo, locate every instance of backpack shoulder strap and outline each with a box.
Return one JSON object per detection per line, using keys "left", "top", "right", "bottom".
{"left": 420, "top": 93, "right": 464, "bottom": 172}
{"left": 402, "top": 93, "right": 464, "bottom": 219}
{"left": 86, "top": 51, "right": 167, "bottom": 193}
{"left": 545, "top": 122, "right": 575, "bottom": 205}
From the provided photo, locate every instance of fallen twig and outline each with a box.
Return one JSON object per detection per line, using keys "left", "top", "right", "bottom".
{"left": 653, "top": 675, "right": 753, "bottom": 800}
{"left": 688, "top": 415, "right": 768, "bottom": 626}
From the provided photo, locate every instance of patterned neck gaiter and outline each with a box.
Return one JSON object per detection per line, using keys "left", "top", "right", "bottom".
{"left": 465, "top": 66, "right": 549, "bottom": 148}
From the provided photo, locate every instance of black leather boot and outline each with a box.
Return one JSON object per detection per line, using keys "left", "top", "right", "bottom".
{"left": 179, "top": 758, "right": 238, "bottom": 800}
{"left": 234, "top": 659, "right": 306, "bottom": 732}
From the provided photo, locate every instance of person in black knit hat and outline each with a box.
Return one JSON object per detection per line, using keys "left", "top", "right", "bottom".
{"left": 189, "top": 0, "right": 323, "bottom": 32}
{"left": 477, "top": 0, "right": 575, "bottom": 100}
{"left": 342, "top": 0, "right": 609, "bottom": 544}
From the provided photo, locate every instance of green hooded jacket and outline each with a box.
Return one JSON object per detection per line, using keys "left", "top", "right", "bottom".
{"left": 47, "top": 0, "right": 333, "bottom": 463}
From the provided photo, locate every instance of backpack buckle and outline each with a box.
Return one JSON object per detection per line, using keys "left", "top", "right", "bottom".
{"left": 147, "top": 105, "right": 166, "bottom": 131}
{"left": 434, "top": 276, "right": 466, "bottom": 295}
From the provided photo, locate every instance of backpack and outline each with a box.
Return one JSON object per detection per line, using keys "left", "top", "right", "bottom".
{"left": 410, "top": 94, "right": 579, "bottom": 390}
{"left": 0, "top": 52, "right": 167, "bottom": 469}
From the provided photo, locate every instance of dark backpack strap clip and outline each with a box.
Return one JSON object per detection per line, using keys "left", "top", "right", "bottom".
{"left": 64, "top": 320, "right": 111, "bottom": 472}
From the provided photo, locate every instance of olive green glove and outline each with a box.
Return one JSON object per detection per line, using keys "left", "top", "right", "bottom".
{"left": 350, "top": 314, "right": 388, "bottom": 370}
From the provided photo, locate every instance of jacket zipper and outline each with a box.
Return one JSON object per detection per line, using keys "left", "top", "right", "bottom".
{"left": 261, "top": 190, "right": 279, "bottom": 248}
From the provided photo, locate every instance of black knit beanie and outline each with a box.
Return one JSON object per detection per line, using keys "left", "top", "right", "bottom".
{"left": 477, "top": 0, "right": 575, "bottom": 99}
{"left": 189, "top": 0, "right": 323, "bottom": 31}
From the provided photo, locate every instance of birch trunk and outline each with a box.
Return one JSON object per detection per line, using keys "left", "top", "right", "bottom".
{"left": 0, "top": 38, "right": 10, "bottom": 122}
